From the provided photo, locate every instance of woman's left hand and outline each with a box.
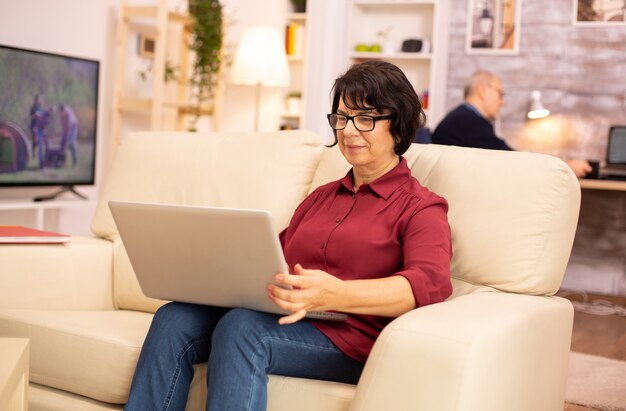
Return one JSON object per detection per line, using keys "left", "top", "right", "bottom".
{"left": 268, "top": 264, "right": 344, "bottom": 325}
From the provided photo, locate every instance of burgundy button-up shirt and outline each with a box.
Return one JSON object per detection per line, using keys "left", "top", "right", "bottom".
{"left": 279, "top": 157, "right": 452, "bottom": 362}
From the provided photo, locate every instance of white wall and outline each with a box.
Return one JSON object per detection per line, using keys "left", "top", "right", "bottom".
{"left": 0, "top": 0, "right": 286, "bottom": 235}
{"left": 0, "top": 0, "right": 120, "bottom": 234}
{"left": 303, "top": 0, "right": 351, "bottom": 145}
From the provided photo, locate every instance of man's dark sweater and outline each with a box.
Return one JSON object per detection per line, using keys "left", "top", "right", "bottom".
{"left": 431, "top": 104, "right": 512, "bottom": 151}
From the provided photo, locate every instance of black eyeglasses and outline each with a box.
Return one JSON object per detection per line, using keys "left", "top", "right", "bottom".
{"left": 327, "top": 113, "right": 393, "bottom": 132}
{"left": 488, "top": 84, "right": 505, "bottom": 98}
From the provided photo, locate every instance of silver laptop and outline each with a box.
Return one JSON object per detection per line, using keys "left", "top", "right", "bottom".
{"left": 108, "top": 201, "right": 347, "bottom": 321}
{"left": 601, "top": 125, "right": 626, "bottom": 179}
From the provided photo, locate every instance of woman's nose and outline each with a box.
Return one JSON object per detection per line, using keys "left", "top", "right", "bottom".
{"left": 343, "top": 118, "right": 359, "bottom": 135}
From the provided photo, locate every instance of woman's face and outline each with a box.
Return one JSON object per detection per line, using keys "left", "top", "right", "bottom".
{"left": 336, "top": 97, "right": 397, "bottom": 170}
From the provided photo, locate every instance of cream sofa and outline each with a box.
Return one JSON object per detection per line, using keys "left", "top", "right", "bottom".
{"left": 0, "top": 130, "right": 580, "bottom": 411}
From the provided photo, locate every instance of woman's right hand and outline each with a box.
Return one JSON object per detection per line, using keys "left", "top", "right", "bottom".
{"left": 267, "top": 264, "right": 344, "bottom": 325}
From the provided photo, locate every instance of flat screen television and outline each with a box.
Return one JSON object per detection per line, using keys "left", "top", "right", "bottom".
{"left": 0, "top": 44, "right": 99, "bottom": 200}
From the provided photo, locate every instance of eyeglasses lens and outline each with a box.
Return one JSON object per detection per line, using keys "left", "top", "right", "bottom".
{"left": 328, "top": 114, "right": 375, "bottom": 132}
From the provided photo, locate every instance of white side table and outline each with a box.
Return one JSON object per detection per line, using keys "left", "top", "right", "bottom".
{"left": 0, "top": 338, "right": 29, "bottom": 411}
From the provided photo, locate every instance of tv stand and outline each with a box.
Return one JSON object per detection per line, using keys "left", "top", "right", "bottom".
{"left": 0, "top": 199, "right": 97, "bottom": 231}
{"left": 33, "top": 185, "right": 88, "bottom": 202}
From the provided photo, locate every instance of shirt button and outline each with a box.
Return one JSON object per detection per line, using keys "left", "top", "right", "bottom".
{"left": 320, "top": 243, "right": 325, "bottom": 249}
{"left": 335, "top": 218, "right": 341, "bottom": 223}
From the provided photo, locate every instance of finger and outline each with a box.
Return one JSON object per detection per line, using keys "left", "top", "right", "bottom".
{"left": 274, "top": 273, "right": 304, "bottom": 289}
{"left": 268, "top": 285, "right": 311, "bottom": 314}
{"left": 268, "top": 284, "right": 294, "bottom": 303}
{"left": 278, "top": 309, "right": 307, "bottom": 325}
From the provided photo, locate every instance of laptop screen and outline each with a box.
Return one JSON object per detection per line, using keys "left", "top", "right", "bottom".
{"left": 607, "top": 126, "right": 626, "bottom": 166}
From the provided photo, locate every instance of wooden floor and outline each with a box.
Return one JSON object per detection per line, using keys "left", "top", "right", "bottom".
{"left": 558, "top": 291, "right": 626, "bottom": 411}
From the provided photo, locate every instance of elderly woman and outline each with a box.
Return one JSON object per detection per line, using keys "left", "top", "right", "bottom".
{"left": 125, "top": 60, "right": 452, "bottom": 411}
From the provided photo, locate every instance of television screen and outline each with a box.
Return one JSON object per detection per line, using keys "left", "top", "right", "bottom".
{"left": 0, "top": 44, "right": 99, "bottom": 188}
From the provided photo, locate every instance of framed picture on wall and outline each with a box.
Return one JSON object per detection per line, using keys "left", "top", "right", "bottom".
{"left": 573, "top": 0, "right": 626, "bottom": 25}
{"left": 466, "top": 0, "right": 522, "bottom": 55}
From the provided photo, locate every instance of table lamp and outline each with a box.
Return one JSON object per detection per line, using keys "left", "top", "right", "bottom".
{"left": 527, "top": 90, "right": 550, "bottom": 119}
{"left": 230, "top": 26, "right": 290, "bottom": 131}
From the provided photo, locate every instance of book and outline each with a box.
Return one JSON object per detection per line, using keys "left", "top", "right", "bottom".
{"left": 285, "top": 22, "right": 304, "bottom": 56}
{"left": 0, "top": 226, "right": 70, "bottom": 244}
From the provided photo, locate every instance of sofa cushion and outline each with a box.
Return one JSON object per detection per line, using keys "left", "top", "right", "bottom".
{"left": 111, "top": 236, "right": 167, "bottom": 313}
{"left": 91, "top": 130, "right": 324, "bottom": 312}
{"left": 0, "top": 237, "right": 114, "bottom": 311}
{"left": 185, "top": 364, "right": 355, "bottom": 411}
{"left": 0, "top": 309, "right": 153, "bottom": 404}
{"left": 30, "top": 383, "right": 123, "bottom": 411}
{"left": 408, "top": 144, "right": 580, "bottom": 295}
{"left": 308, "top": 144, "right": 422, "bottom": 193}
{"left": 309, "top": 144, "right": 580, "bottom": 296}
{"left": 27, "top": 355, "right": 356, "bottom": 411}
{"left": 92, "top": 130, "right": 324, "bottom": 238}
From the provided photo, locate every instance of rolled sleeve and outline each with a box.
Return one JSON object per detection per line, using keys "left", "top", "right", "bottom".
{"left": 395, "top": 200, "right": 453, "bottom": 307}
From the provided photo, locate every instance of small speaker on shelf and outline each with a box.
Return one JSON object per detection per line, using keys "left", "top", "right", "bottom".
{"left": 401, "top": 39, "right": 423, "bottom": 52}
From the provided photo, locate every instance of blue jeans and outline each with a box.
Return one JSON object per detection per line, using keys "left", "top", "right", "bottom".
{"left": 125, "top": 303, "right": 364, "bottom": 411}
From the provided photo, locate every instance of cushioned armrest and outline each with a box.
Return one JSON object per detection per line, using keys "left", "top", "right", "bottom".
{"left": 0, "top": 236, "right": 114, "bottom": 310}
{"left": 351, "top": 292, "right": 573, "bottom": 411}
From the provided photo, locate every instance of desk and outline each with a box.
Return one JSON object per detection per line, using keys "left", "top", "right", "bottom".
{"left": 565, "top": 179, "right": 626, "bottom": 295}
{"left": 579, "top": 179, "right": 626, "bottom": 191}
{"left": 0, "top": 338, "right": 29, "bottom": 411}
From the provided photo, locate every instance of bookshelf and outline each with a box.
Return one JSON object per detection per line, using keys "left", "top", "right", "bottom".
{"left": 281, "top": 6, "right": 308, "bottom": 130}
{"left": 346, "top": 0, "right": 449, "bottom": 129}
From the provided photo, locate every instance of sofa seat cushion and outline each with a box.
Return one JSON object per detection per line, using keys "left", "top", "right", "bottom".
{"left": 185, "top": 364, "right": 356, "bottom": 411}
{"left": 0, "top": 309, "right": 153, "bottom": 404}
{"left": 30, "top": 383, "right": 123, "bottom": 411}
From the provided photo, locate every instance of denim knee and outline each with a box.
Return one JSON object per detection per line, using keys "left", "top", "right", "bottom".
{"left": 211, "top": 309, "right": 271, "bottom": 354}
{"left": 151, "top": 302, "right": 227, "bottom": 342}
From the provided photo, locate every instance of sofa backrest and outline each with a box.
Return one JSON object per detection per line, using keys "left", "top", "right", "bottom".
{"left": 92, "top": 130, "right": 324, "bottom": 312}
{"left": 95, "top": 130, "right": 580, "bottom": 312}
{"left": 310, "top": 144, "right": 581, "bottom": 297}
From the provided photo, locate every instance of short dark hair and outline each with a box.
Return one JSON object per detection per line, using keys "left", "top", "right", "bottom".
{"left": 328, "top": 60, "right": 425, "bottom": 155}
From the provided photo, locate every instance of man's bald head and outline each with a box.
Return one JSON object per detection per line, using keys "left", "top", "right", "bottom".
{"left": 463, "top": 70, "right": 504, "bottom": 121}
{"left": 464, "top": 70, "right": 500, "bottom": 98}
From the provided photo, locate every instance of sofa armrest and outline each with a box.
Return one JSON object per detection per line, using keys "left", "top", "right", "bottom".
{"left": 0, "top": 236, "right": 114, "bottom": 310}
{"left": 351, "top": 292, "right": 573, "bottom": 411}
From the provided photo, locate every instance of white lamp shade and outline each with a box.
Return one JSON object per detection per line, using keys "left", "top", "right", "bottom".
{"left": 230, "top": 26, "right": 290, "bottom": 87}
{"left": 527, "top": 90, "right": 550, "bottom": 120}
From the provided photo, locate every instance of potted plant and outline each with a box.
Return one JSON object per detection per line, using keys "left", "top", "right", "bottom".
{"left": 187, "top": 0, "right": 223, "bottom": 130}
{"left": 290, "top": 0, "right": 306, "bottom": 13}
{"left": 285, "top": 91, "right": 302, "bottom": 115}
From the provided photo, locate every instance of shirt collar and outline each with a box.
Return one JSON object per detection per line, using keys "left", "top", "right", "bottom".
{"left": 463, "top": 102, "right": 484, "bottom": 118}
{"left": 340, "top": 157, "right": 411, "bottom": 200}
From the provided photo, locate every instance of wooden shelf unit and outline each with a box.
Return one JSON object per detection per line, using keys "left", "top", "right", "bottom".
{"left": 111, "top": 0, "right": 223, "bottom": 153}
{"left": 281, "top": 5, "right": 308, "bottom": 130}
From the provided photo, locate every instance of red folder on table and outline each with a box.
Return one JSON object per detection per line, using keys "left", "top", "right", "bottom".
{"left": 0, "top": 226, "right": 70, "bottom": 244}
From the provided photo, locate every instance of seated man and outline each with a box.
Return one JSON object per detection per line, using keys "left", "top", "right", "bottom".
{"left": 432, "top": 70, "right": 591, "bottom": 178}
